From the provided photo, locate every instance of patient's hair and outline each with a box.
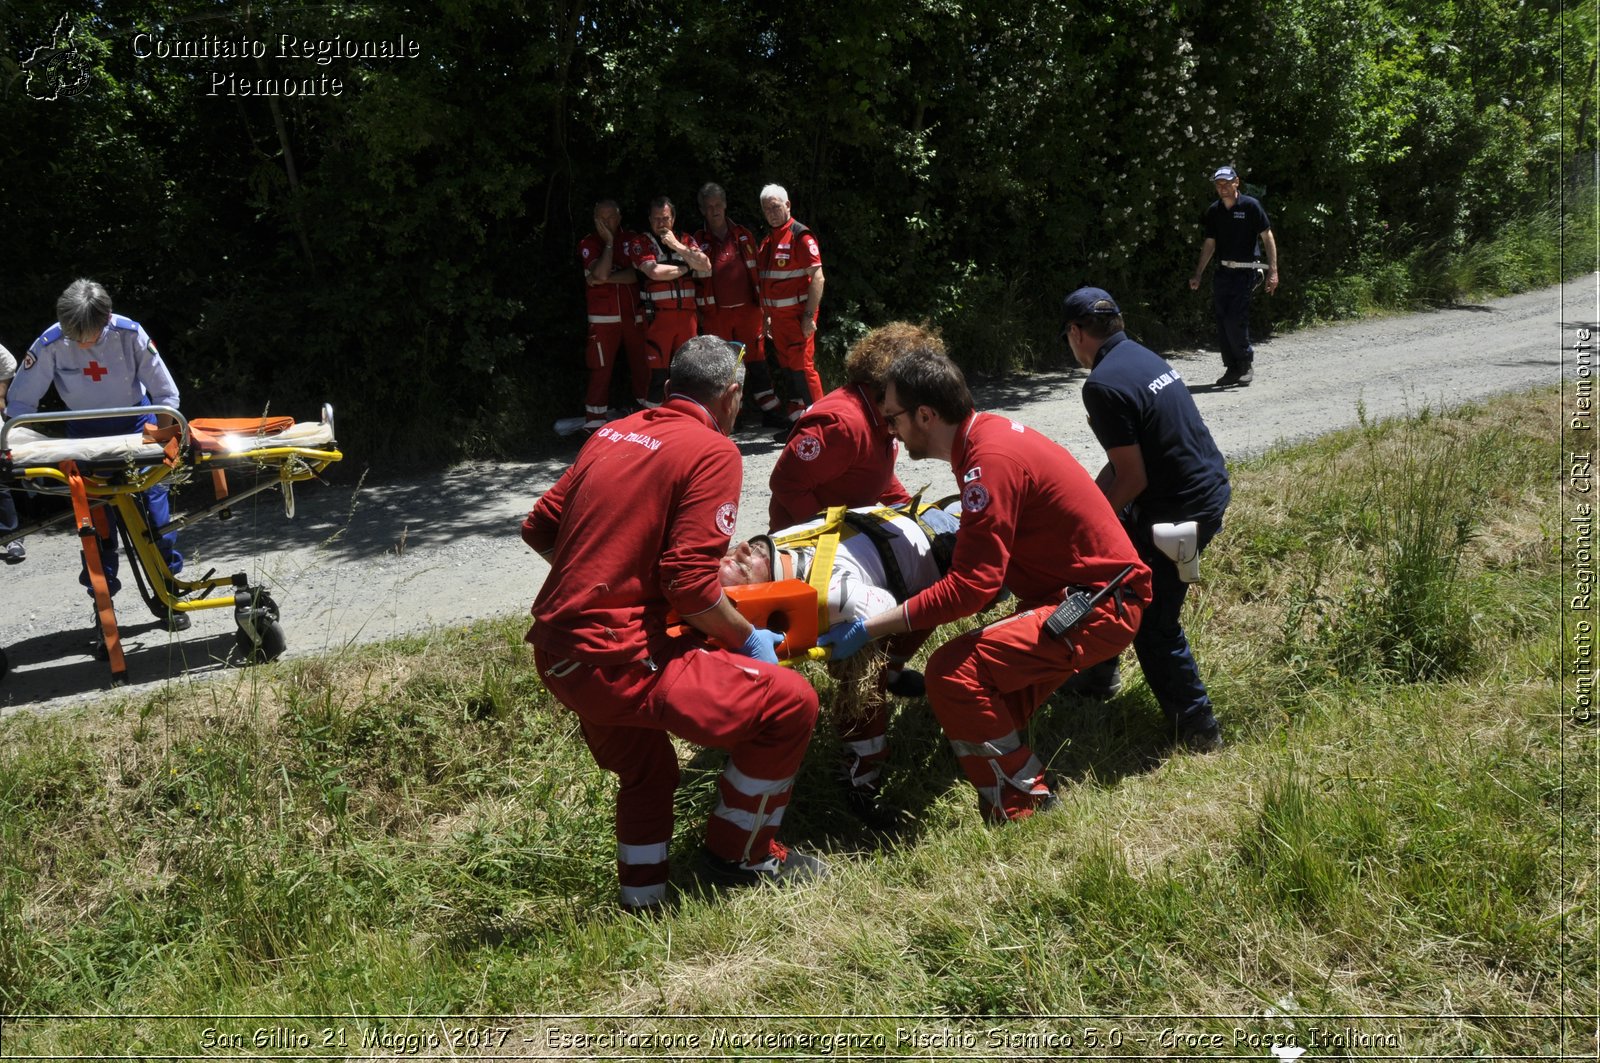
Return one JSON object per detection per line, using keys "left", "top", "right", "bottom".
{"left": 57, "top": 279, "right": 113, "bottom": 343}
{"left": 845, "top": 321, "right": 943, "bottom": 391}
{"left": 669, "top": 336, "right": 742, "bottom": 404}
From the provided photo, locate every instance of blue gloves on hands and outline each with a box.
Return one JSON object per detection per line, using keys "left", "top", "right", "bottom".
{"left": 739, "top": 627, "right": 786, "bottom": 665}
{"left": 818, "top": 616, "right": 871, "bottom": 660}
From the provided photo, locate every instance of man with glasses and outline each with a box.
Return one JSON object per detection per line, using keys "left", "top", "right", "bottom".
{"left": 523, "top": 336, "right": 827, "bottom": 912}
{"left": 766, "top": 322, "right": 932, "bottom": 825}
{"left": 8, "top": 279, "right": 187, "bottom": 629}
{"left": 1061, "top": 286, "right": 1229, "bottom": 752}
{"left": 819, "top": 348, "right": 1150, "bottom": 825}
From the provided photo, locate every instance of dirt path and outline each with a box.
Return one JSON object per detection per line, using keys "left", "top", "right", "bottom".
{"left": 2, "top": 276, "right": 1589, "bottom": 714}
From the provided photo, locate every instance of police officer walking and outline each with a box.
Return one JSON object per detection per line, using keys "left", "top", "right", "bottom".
{"left": 1189, "top": 165, "right": 1279, "bottom": 387}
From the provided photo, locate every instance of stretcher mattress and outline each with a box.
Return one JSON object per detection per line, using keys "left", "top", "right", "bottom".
{"left": 3, "top": 420, "right": 337, "bottom": 468}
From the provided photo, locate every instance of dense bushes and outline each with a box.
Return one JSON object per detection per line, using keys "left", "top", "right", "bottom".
{"left": 0, "top": 0, "right": 1590, "bottom": 462}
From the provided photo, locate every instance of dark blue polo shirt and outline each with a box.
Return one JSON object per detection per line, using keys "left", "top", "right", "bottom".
{"left": 1201, "top": 194, "right": 1271, "bottom": 262}
{"left": 1081, "top": 332, "right": 1231, "bottom": 523}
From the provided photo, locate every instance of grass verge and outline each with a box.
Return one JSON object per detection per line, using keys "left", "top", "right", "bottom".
{"left": 0, "top": 388, "right": 1585, "bottom": 1058}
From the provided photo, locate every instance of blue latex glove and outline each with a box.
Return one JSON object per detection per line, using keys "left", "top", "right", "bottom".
{"left": 818, "top": 616, "right": 870, "bottom": 660}
{"left": 739, "top": 627, "right": 785, "bottom": 665}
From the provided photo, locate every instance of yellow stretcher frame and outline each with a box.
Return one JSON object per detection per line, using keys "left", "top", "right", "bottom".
{"left": 0, "top": 404, "right": 343, "bottom": 685}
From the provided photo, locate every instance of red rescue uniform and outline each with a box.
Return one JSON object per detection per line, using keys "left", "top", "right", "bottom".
{"left": 524, "top": 397, "right": 819, "bottom": 906}
{"left": 634, "top": 231, "right": 703, "bottom": 393}
{"left": 693, "top": 221, "right": 765, "bottom": 357}
{"left": 901, "top": 413, "right": 1151, "bottom": 821}
{"left": 769, "top": 384, "right": 911, "bottom": 530}
{"left": 757, "top": 218, "right": 825, "bottom": 415}
{"left": 578, "top": 232, "right": 650, "bottom": 425}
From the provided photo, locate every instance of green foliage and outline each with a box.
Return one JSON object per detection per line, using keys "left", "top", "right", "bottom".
{"left": 0, "top": 0, "right": 1590, "bottom": 458}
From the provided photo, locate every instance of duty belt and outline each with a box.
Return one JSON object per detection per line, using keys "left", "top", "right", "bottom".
{"left": 1220, "top": 260, "right": 1268, "bottom": 270}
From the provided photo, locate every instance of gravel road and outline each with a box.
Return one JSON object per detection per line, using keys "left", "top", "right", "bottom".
{"left": 2, "top": 276, "right": 1590, "bottom": 714}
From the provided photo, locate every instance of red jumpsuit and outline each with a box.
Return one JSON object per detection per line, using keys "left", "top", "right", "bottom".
{"left": 768, "top": 382, "right": 915, "bottom": 791}
{"left": 693, "top": 220, "right": 780, "bottom": 416}
{"left": 524, "top": 398, "right": 819, "bottom": 907}
{"left": 901, "top": 413, "right": 1151, "bottom": 822}
{"left": 634, "top": 231, "right": 703, "bottom": 404}
{"left": 768, "top": 384, "right": 911, "bottom": 530}
{"left": 757, "top": 218, "right": 825, "bottom": 417}
{"left": 577, "top": 232, "right": 649, "bottom": 426}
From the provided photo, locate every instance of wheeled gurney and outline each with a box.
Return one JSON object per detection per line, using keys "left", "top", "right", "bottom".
{"left": 0, "top": 404, "right": 342, "bottom": 684}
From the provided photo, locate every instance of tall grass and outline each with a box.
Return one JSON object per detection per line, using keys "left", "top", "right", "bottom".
{"left": 0, "top": 389, "right": 1579, "bottom": 1060}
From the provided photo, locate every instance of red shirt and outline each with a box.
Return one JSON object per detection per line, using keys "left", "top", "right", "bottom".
{"left": 768, "top": 383, "right": 910, "bottom": 530}
{"left": 757, "top": 218, "right": 821, "bottom": 312}
{"left": 692, "top": 221, "right": 760, "bottom": 310}
{"left": 525, "top": 397, "right": 742, "bottom": 664}
{"left": 903, "top": 412, "right": 1148, "bottom": 630}
{"left": 634, "top": 230, "right": 703, "bottom": 313}
{"left": 578, "top": 232, "right": 639, "bottom": 321}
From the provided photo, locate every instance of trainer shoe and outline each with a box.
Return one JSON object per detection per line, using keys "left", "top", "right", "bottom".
{"left": 166, "top": 610, "right": 191, "bottom": 633}
{"left": 2, "top": 538, "right": 24, "bottom": 564}
{"left": 843, "top": 782, "right": 915, "bottom": 835}
{"left": 701, "top": 842, "right": 830, "bottom": 888}
{"left": 1175, "top": 712, "right": 1223, "bottom": 753}
{"left": 1061, "top": 661, "right": 1122, "bottom": 700}
{"left": 884, "top": 668, "right": 925, "bottom": 698}
{"left": 760, "top": 407, "right": 793, "bottom": 430}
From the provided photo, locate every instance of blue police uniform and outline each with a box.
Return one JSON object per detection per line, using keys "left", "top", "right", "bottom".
{"left": 1201, "top": 193, "right": 1271, "bottom": 374}
{"left": 10, "top": 315, "right": 184, "bottom": 597}
{"left": 1081, "top": 330, "right": 1230, "bottom": 731}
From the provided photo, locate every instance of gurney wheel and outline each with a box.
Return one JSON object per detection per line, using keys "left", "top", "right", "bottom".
{"left": 236, "top": 619, "right": 287, "bottom": 663}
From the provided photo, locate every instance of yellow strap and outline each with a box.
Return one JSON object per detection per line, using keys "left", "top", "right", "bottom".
{"left": 808, "top": 505, "right": 847, "bottom": 631}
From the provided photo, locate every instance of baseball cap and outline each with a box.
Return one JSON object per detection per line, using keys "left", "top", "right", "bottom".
{"left": 1061, "top": 287, "right": 1121, "bottom": 321}
{"left": 1211, "top": 165, "right": 1239, "bottom": 181}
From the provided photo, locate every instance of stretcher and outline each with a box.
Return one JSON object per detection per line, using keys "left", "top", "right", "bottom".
{"left": 0, "top": 404, "right": 342, "bottom": 684}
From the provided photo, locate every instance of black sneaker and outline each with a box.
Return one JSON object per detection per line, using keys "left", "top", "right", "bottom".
{"left": 1215, "top": 369, "right": 1243, "bottom": 386}
{"left": 884, "top": 668, "right": 925, "bottom": 698}
{"left": 1176, "top": 712, "right": 1223, "bottom": 753}
{"left": 760, "top": 408, "right": 793, "bottom": 430}
{"left": 2, "top": 538, "right": 25, "bottom": 564}
{"left": 772, "top": 426, "right": 796, "bottom": 446}
{"left": 844, "top": 783, "right": 915, "bottom": 834}
{"left": 1061, "top": 661, "right": 1122, "bottom": 700}
{"left": 166, "top": 610, "right": 191, "bottom": 633}
{"left": 701, "top": 842, "right": 829, "bottom": 888}
{"left": 1235, "top": 367, "right": 1254, "bottom": 386}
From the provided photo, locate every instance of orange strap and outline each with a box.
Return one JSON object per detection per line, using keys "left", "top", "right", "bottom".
{"left": 64, "top": 461, "right": 125, "bottom": 679}
{"left": 143, "top": 416, "right": 295, "bottom": 454}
